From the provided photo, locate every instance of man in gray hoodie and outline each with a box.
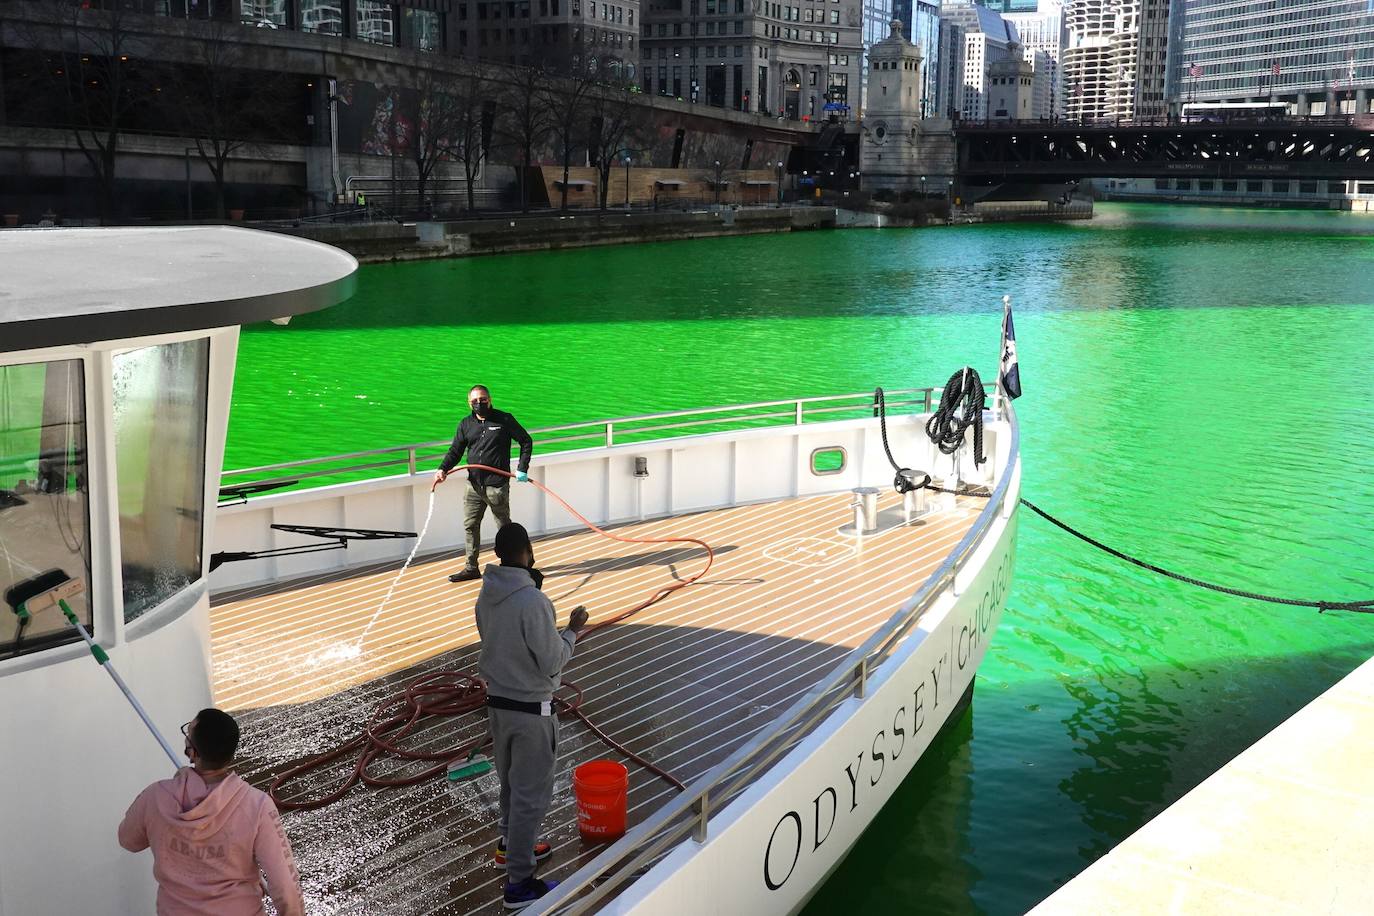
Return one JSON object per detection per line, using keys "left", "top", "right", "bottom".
{"left": 476, "top": 522, "right": 588, "bottom": 910}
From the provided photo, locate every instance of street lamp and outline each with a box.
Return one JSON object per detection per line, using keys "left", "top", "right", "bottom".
{"left": 713, "top": 159, "right": 722, "bottom": 205}
{"left": 624, "top": 155, "right": 632, "bottom": 209}
{"left": 855, "top": 170, "right": 862, "bottom": 191}
{"left": 921, "top": 175, "right": 927, "bottom": 197}
{"left": 775, "top": 160, "right": 784, "bottom": 207}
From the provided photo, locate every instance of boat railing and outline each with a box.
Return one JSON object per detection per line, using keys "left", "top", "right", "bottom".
{"left": 218, "top": 386, "right": 990, "bottom": 499}
{"left": 532, "top": 400, "right": 1019, "bottom": 914}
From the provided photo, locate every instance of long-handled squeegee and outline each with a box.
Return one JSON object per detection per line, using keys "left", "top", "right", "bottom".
{"left": 5, "top": 570, "right": 182, "bottom": 769}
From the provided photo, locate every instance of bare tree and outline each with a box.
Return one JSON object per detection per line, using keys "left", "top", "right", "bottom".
{"left": 586, "top": 69, "right": 648, "bottom": 211}
{"left": 496, "top": 61, "right": 552, "bottom": 213}
{"left": 406, "top": 63, "right": 492, "bottom": 215}
{"left": 166, "top": 18, "right": 297, "bottom": 219}
{"left": 13, "top": 0, "right": 149, "bottom": 223}
{"left": 542, "top": 39, "right": 602, "bottom": 211}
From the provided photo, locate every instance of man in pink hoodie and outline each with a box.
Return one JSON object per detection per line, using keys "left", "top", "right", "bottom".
{"left": 118, "top": 708, "right": 304, "bottom": 916}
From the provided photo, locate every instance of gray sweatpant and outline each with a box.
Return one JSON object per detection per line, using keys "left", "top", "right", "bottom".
{"left": 488, "top": 706, "right": 559, "bottom": 883}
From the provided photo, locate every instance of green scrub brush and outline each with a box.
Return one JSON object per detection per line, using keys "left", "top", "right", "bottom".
{"left": 448, "top": 750, "right": 493, "bottom": 781}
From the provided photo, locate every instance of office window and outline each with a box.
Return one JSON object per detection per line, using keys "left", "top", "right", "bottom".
{"left": 0, "top": 359, "right": 91, "bottom": 658}
{"left": 241, "top": 0, "right": 289, "bottom": 27}
{"left": 355, "top": 0, "right": 396, "bottom": 45}
{"left": 113, "top": 339, "right": 209, "bottom": 622}
{"left": 300, "top": 0, "right": 344, "bottom": 34}
{"left": 403, "top": 8, "right": 443, "bottom": 50}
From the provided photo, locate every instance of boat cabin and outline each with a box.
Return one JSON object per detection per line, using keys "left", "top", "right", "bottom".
{"left": 0, "top": 227, "right": 356, "bottom": 916}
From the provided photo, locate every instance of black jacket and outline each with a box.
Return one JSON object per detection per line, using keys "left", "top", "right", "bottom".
{"left": 439, "top": 408, "right": 534, "bottom": 489}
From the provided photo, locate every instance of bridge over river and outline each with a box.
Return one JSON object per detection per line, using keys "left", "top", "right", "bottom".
{"left": 954, "top": 118, "right": 1374, "bottom": 187}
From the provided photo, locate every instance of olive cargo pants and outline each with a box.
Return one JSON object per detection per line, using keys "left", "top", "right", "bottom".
{"left": 463, "top": 483, "right": 512, "bottom": 571}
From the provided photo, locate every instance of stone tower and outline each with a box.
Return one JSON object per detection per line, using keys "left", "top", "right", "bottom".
{"left": 987, "top": 42, "right": 1036, "bottom": 120}
{"left": 861, "top": 21, "right": 929, "bottom": 191}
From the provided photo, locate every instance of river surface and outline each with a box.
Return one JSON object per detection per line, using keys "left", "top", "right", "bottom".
{"left": 228, "top": 204, "right": 1374, "bottom": 914}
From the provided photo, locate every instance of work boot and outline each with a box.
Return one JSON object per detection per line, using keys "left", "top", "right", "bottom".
{"left": 503, "top": 877, "right": 559, "bottom": 910}
{"left": 493, "top": 838, "right": 553, "bottom": 867}
{"left": 448, "top": 567, "right": 481, "bottom": 583}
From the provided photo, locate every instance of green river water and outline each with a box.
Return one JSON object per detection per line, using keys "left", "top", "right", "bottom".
{"left": 228, "top": 204, "right": 1374, "bottom": 914}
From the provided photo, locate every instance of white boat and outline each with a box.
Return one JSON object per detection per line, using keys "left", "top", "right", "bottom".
{"left": 1, "top": 227, "right": 1020, "bottom": 916}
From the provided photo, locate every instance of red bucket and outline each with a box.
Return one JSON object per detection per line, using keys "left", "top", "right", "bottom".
{"left": 573, "top": 760, "right": 628, "bottom": 843}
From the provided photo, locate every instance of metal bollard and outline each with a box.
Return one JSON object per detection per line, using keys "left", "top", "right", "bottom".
{"left": 852, "top": 487, "right": 879, "bottom": 534}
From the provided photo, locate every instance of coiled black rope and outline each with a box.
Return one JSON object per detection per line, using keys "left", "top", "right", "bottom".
{"left": 873, "top": 383, "right": 1374, "bottom": 616}
{"left": 924, "top": 368, "right": 987, "bottom": 466}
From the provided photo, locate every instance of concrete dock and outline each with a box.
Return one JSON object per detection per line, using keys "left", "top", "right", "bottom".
{"left": 1032, "top": 653, "right": 1374, "bottom": 915}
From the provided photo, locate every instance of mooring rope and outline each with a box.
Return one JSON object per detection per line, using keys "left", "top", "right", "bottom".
{"left": 874, "top": 386, "right": 1374, "bottom": 615}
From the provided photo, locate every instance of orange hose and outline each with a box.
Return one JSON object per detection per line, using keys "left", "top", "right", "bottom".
{"left": 269, "top": 464, "right": 704, "bottom": 810}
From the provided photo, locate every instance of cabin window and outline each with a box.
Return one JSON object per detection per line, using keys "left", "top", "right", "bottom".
{"left": 0, "top": 359, "right": 91, "bottom": 658}
{"left": 809, "top": 447, "right": 847, "bottom": 476}
{"left": 112, "top": 339, "right": 209, "bottom": 622}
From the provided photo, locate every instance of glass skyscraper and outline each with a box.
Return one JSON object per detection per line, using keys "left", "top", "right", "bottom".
{"left": 1173, "top": 0, "right": 1374, "bottom": 115}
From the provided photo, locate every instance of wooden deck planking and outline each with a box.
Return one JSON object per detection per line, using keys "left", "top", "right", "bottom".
{"left": 210, "top": 490, "right": 980, "bottom": 914}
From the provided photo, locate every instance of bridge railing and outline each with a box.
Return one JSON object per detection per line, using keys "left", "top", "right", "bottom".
{"left": 956, "top": 114, "right": 1374, "bottom": 130}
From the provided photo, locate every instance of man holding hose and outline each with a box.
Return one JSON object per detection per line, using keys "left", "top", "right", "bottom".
{"left": 477, "top": 522, "right": 588, "bottom": 909}
{"left": 434, "top": 385, "right": 534, "bottom": 582}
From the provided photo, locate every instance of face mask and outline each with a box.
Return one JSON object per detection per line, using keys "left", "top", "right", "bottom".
{"left": 528, "top": 566, "right": 545, "bottom": 591}
{"left": 471, "top": 399, "right": 490, "bottom": 413}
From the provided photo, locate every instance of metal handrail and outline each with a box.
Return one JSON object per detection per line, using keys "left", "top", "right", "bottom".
{"left": 533, "top": 399, "right": 1020, "bottom": 914}
{"left": 219, "top": 388, "right": 962, "bottom": 493}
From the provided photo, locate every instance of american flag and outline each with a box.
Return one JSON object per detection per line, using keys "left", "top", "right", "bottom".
{"left": 1189, "top": 62, "right": 1202, "bottom": 79}
{"left": 1271, "top": 61, "right": 1281, "bottom": 77}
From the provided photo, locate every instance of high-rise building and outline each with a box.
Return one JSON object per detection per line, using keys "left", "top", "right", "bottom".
{"left": 448, "top": 0, "right": 640, "bottom": 66}
{"left": 1062, "top": 0, "right": 1139, "bottom": 120}
{"left": 910, "top": 0, "right": 942, "bottom": 117}
{"left": 1004, "top": 1, "right": 1066, "bottom": 119}
{"left": 1171, "top": 0, "right": 1374, "bottom": 117}
{"left": 935, "top": 16, "right": 967, "bottom": 118}
{"left": 940, "top": 0, "right": 1022, "bottom": 120}
{"left": 1132, "top": 0, "right": 1169, "bottom": 119}
{"left": 640, "top": 0, "right": 864, "bottom": 119}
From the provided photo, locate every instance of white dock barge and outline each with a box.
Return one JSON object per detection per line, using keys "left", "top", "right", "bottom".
{"left": 1032, "top": 654, "right": 1374, "bottom": 915}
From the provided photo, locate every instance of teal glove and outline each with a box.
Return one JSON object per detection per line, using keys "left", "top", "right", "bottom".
{"left": 515, "top": 471, "right": 529, "bottom": 483}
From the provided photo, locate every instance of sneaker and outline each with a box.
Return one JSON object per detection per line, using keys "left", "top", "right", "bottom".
{"left": 503, "top": 877, "right": 559, "bottom": 910}
{"left": 494, "top": 838, "right": 553, "bottom": 867}
{"left": 448, "top": 567, "right": 482, "bottom": 583}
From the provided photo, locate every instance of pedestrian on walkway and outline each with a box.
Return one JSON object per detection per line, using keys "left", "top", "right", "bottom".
{"left": 476, "top": 522, "right": 588, "bottom": 909}
{"left": 118, "top": 708, "right": 304, "bottom": 916}
{"left": 434, "top": 385, "right": 534, "bottom": 582}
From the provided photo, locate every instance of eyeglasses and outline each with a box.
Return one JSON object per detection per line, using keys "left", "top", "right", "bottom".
{"left": 180, "top": 720, "right": 197, "bottom": 755}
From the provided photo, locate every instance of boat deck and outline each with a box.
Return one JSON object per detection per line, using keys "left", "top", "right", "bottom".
{"left": 210, "top": 488, "right": 982, "bottom": 915}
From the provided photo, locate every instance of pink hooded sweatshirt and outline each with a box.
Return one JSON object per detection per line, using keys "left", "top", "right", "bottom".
{"left": 118, "top": 768, "right": 304, "bottom": 916}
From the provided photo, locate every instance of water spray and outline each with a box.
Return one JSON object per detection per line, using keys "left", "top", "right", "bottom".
{"left": 352, "top": 489, "right": 439, "bottom": 651}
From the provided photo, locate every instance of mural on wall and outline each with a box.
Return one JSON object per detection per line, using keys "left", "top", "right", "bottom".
{"left": 336, "top": 79, "right": 412, "bottom": 156}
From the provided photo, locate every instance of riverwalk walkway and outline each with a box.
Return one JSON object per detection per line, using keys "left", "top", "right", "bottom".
{"left": 1033, "top": 653, "right": 1374, "bottom": 915}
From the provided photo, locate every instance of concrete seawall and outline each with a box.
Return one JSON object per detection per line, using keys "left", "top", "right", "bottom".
{"left": 275, "top": 207, "right": 838, "bottom": 263}
{"left": 270, "top": 200, "right": 1093, "bottom": 263}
